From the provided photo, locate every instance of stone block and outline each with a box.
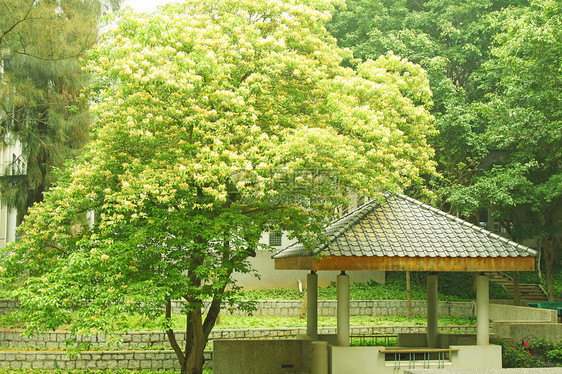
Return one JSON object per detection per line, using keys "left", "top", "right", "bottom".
{"left": 163, "top": 358, "right": 175, "bottom": 369}
{"left": 42, "top": 360, "right": 57, "bottom": 370}
{"left": 129, "top": 359, "right": 141, "bottom": 369}
{"left": 86, "top": 360, "right": 98, "bottom": 369}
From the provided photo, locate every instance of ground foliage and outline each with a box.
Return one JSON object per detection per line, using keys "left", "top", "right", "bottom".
{"left": 0, "top": 371, "right": 186, "bottom": 374}
{"left": 0, "top": 312, "right": 476, "bottom": 332}
{"left": 240, "top": 272, "right": 512, "bottom": 301}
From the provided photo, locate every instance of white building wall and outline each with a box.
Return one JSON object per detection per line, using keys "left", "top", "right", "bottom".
{"left": 233, "top": 231, "right": 385, "bottom": 290}
{"left": 0, "top": 136, "right": 24, "bottom": 248}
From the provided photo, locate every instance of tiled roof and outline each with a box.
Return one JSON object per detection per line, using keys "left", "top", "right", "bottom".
{"left": 272, "top": 194, "right": 537, "bottom": 259}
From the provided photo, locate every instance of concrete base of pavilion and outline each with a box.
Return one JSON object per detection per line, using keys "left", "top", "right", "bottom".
{"left": 329, "top": 344, "right": 501, "bottom": 374}
{"left": 305, "top": 272, "right": 501, "bottom": 374}
{"left": 214, "top": 272, "right": 503, "bottom": 374}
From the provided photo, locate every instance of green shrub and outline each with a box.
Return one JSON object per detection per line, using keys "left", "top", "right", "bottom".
{"left": 528, "top": 336, "right": 558, "bottom": 355}
{"left": 545, "top": 348, "right": 562, "bottom": 364}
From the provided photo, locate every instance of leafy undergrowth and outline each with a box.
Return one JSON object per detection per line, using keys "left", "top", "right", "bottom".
{"left": 494, "top": 336, "right": 562, "bottom": 368}
{"left": 0, "top": 312, "right": 475, "bottom": 331}
{"left": 0, "top": 370, "right": 214, "bottom": 374}
{"left": 240, "top": 272, "right": 517, "bottom": 301}
{"left": 0, "top": 371, "right": 187, "bottom": 374}
{"left": 214, "top": 315, "right": 475, "bottom": 329}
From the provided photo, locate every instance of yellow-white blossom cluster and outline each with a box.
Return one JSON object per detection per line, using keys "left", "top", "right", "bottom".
{"left": 9, "top": 0, "right": 437, "bottom": 266}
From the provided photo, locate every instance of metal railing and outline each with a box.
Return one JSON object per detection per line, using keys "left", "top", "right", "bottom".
{"left": 379, "top": 348, "right": 459, "bottom": 369}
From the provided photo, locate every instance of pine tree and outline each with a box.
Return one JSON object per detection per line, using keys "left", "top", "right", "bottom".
{"left": 0, "top": 0, "right": 120, "bottom": 221}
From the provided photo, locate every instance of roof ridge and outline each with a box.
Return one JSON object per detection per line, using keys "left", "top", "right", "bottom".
{"left": 393, "top": 193, "right": 538, "bottom": 257}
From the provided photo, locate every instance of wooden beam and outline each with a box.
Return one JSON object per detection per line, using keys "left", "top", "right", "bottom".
{"left": 274, "top": 256, "right": 314, "bottom": 270}
{"left": 274, "top": 255, "right": 535, "bottom": 272}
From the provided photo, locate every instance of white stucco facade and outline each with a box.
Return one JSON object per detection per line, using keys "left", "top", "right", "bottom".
{"left": 0, "top": 136, "right": 25, "bottom": 248}
{"left": 232, "top": 231, "right": 385, "bottom": 290}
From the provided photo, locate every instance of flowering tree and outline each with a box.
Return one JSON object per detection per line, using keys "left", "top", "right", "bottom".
{"left": 0, "top": 1, "right": 436, "bottom": 373}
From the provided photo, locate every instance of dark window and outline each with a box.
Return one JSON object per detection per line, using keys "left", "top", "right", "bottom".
{"left": 269, "top": 231, "right": 282, "bottom": 247}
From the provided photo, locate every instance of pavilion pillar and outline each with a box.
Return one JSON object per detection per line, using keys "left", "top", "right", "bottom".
{"left": 307, "top": 271, "right": 318, "bottom": 340}
{"left": 337, "top": 271, "right": 350, "bottom": 347}
{"left": 426, "top": 273, "right": 439, "bottom": 348}
{"left": 476, "top": 273, "right": 490, "bottom": 345}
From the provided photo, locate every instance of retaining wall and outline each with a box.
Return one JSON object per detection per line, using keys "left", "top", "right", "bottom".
{"left": 492, "top": 321, "right": 562, "bottom": 342}
{"left": 0, "top": 299, "right": 19, "bottom": 315}
{"left": 0, "top": 325, "right": 477, "bottom": 350}
{"left": 210, "top": 299, "right": 474, "bottom": 318}
{"left": 0, "top": 350, "right": 212, "bottom": 371}
{"left": 1, "top": 299, "right": 475, "bottom": 318}
{"left": 489, "top": 303, "right": 557, "bottom": 323}
{"left": 0, "top": 325, "right": 476, "bottom": 371}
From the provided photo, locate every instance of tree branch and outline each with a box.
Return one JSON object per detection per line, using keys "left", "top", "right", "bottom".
{"left": 0, "top": 0, "right": 34, "bottom": 46}
{"left": 165, "top": 298, "right": 185, "bottom": 367}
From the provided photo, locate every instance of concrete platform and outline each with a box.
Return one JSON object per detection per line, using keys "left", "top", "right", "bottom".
{"left": 405, "top": 369, "right": 562, "bottom": 374}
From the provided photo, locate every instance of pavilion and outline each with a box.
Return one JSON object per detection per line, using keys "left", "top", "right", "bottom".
{"left": 272, "top": 193, "right": 537, "bottom": 373}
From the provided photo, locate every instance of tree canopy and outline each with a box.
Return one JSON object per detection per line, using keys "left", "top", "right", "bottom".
{"left": 327, "top": 0, "right": 561, "bottom": 298}
{"left": 0, "top": 1, "right": 437, "bottom": 373}
{"left": 447, "top": 0, "right": 561, "bottom": 297}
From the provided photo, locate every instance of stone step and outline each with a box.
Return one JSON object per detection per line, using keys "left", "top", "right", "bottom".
{"left": 486, "top": 272, "right": 548, "bottom": 301}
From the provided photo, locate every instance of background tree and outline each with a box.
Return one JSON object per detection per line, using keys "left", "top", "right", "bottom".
{"left": 447, "top": 0, "right": 561, "bottom": 299}
{"left": 0, "top": 0, "right": 122, "bottom": 222}
{"left": 0, "top": 1, "right": 437, "bottom": 373}
{"left": 327, "top": 0, "right": 561, "bottom": 297}
{"left": 327, "top": 0, "right": 529, "bottom": 205}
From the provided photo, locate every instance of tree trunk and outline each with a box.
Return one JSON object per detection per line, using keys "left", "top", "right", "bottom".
{"left": 183, "top": 306, "right": 206, "bottom": 374}
{"left": 406, "top": 271, "right": 412, "bottom": 318}
{"left": 513, "top": 272, "right": 520, "bottom": 306}
{"left": 542, "top": 240, "right": 555, "bottom": 301}
{"left": 165, "top": 295, "right": 225, "bottom": 374}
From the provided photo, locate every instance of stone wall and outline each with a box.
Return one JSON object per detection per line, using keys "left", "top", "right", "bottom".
{"left": 0, "top": 299, "right": 19, "bottom": 315}
{"left": 0, "top": 350, "right": 212, "bottom": 371}
{"left": 1, "top": 298, "right": 474, "bottom": 318}
{"left": 0, "top": 325, "right": 477, "bottom": 350}
{"left": 171, "top": 299, "right": 475, "bottom": 317}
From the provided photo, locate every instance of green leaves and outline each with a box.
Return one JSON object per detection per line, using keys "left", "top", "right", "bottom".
{"left": 1, "top": 3, "right": 436, "bottom": 370}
